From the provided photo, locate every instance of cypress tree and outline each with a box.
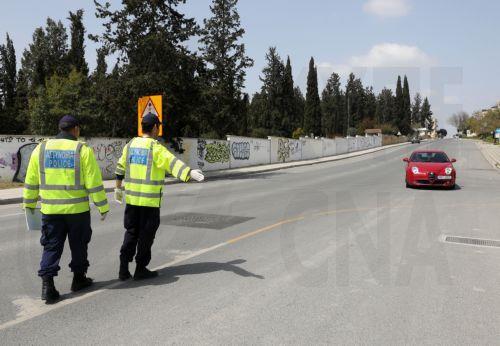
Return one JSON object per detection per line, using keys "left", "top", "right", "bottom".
{"left": 401, "top": 75, "right": 412, "bottom": 134}
{"left": 395, "top": 76, "right": 404, "bottom": 132}
{"left": 199, "top": 0, "right": 254, "bottom": 138}
{"left": 68, "top": 9, "right": 89, "bottom": 75}
{"left": 0, "top": 34, "right": 22, "bottom": 133}
{"left": 304, "top": 57, "right": 322, "bottom": 136}
{"left": 282, "top": 56, "right": 295, "bottom": 136}
{"left": 421, "top": 97, "right": 433, "bottom": 130}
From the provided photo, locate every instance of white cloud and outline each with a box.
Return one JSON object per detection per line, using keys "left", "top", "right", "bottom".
{"left": 350, "top": 43, "right": 435, "bottom": 68}
{"left": 363, "top": 0, "right": 411, "bottom": 18}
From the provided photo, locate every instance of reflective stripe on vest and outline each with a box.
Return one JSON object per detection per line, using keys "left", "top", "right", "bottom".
{"left": 39, "top": 141, "right": 85, "bottom": 191}
{"left": 41, "top": 196, "right": 89, "bottom": 205}
{"left": 125, "top": 190, "right": 162, "bottom": 199}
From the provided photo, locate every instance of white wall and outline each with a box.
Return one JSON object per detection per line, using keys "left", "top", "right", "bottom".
{"left": 0, "top": 134, "right": 384, "bottom": 182}
{"left": 0, "top": 135, "right": 128, "bottom": 182}
{"left": 269, "top": 137, "right": 302, "bottom": 163}
{"left": 300, "top": 138, "right": 323, "bottom": 160}
{"left": 169, "top": 138, "right": 231, "bottom": 172}
{"left": 322, "top": 138, "right": 337, "bottom": 157}
{"left": 335, "top": 138, "right": 348, "bottom": 155}
{"left": 227, "top": 136, "right": 271, "bottom": 168}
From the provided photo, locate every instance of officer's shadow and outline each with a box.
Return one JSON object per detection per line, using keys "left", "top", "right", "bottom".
{"left": 109, "top": 259, "right": 264, "bottom": 290}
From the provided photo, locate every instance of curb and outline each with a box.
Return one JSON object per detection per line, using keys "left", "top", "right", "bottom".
{"left": 0, "top": 141, "right": 412, "bottom": 206}
{"left": 476, "top": 141, "right": 500, "bottom": 170}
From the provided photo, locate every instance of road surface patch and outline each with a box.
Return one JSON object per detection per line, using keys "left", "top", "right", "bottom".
{"left": 161, "top": 212, "right": 254, "bottom": 230}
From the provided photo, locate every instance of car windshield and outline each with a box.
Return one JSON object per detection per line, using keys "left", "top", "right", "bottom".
{"left": 410, "top": 152, "right": 449, "bottom": 163}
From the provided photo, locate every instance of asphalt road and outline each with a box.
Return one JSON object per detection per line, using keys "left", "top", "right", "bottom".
{"left": 0, "top": 139, "right": 499, "bottom": 345}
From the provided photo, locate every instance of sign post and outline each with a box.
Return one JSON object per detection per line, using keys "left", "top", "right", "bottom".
{"left": 138, "top": 95, "right": 163, "bottom": 136}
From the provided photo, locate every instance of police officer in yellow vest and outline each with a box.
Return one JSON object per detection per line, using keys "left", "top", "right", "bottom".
{"left": 114, "top": 113, "right": 204, "bottom": 280}
{"left": 23, "top": 115, "right": 109, "bottom": 304}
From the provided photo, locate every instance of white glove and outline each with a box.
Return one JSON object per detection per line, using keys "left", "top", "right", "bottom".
{"left": 114, "top": 188, "right": 124, "bottom": 204}
{"left": 100, "top": 212, "right": 108, "bottom": 221}
{"left": 190, "top": 169, "right": 205, "bottom": 182}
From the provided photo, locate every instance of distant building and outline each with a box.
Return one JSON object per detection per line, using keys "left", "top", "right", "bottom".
{"left": 364, "top": 129, "right": 382, "bottom": 136}
{"left": 480, "top": 101, "right": 500, "bottom": 118}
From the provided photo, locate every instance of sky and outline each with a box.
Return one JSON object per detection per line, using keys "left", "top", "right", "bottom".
{"left": 1, "top": 0, "right": 500, "bottom": 134}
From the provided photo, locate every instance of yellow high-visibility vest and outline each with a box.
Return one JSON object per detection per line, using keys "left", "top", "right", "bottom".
{"left": 23, "top": 139, "right": 109, "bottom": 215}
{"left": 115, "top": 137, "right": 191, "bottom": 208}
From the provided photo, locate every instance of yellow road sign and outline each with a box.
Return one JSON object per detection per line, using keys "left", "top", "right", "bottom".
{"left": 138, "top": 95, "right": 163, "bottom": 136}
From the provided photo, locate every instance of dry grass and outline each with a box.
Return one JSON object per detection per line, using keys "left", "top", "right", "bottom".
{"left": 0, "top": 182, "right": 23, "bottom": 190}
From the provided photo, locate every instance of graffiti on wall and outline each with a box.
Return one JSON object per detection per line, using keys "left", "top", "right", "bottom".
{"left": 277, "top": 138, "right": 300, "bottom": 162}
{"left": 231, "top": 142, "right": 251, "bottom": 160}
{"left": 0, "top": 136, "right": 126, "bottom": 182}
{"left": 91, "top": 140, "right": 127, "bottom": 176}
{"left": 197, "top": 139, "right": 230, "bottom": 167}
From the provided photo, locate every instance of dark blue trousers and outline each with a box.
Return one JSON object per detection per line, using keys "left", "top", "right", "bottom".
{"left": 38, "top": 212, "right": 92, "bottom": 278}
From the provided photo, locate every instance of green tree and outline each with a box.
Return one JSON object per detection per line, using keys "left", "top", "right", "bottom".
{"left": 293, "top": 86, "right": 305, "bottom": 131}
{"left": 411, "top": 93, "right": 422, "bottom": 127}
{"left": 345, "top": 73, "right": 365, "bottom": 134}
{"left": 421, "top": 97, "right": 433, "bottom": 130}
{"left": 281, "top": 56, "right": 296, "bottom": 136}
{"left": 45, "top": 18, "right": 69, "bottom": 77}
{"left": 394, "top": 76, "right": 404, "bottom": 132}
{"left": 93, "top": 0, "right": 203, "bottom": 139}
{"left": 304, "top": 57, "right": 322, "bottom": 136}
{"left": 260, "top": 47, "right": 285, "bottom": 135}
{"left": 400, "top": 75, "right": 412, "bottom": 134}
{"left": 375, "top": 88, "right": 394, "bottom": 125}
{"left": 0, "top": 34, "right": 24, "bottom": 133}
{"left": 321, "top": 72, "right": 343, "bottom": 137}
{"left": 199, "top": 0, "right": 253, "bottom": 138}
{"left": 29, "top": 69, "right": 92, "bottom": 135}
{"left": 68, "top": 9, "right": 89, "bottom": 75}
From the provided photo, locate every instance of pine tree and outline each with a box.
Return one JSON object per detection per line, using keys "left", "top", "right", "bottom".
{"left": 293, "top": 86, "right": 305, "bottom": 132}
{"left": 199, "top": 0, "right": 253, "bottom": 138}
{"left": 411, "top": 93, "right": 422, "bottom": 127}
{"left": 304, "top": 57, "right": 322, "bottom": 137}
{"left": 68, "top": 9, "right": 89, "bottom": 75}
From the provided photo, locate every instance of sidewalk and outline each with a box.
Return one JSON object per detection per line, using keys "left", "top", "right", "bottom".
{"left": 0, "top": 141, "right": 411, "bottom": 205}
{"left": 477, "top": 141, "right": 500, "bottom": 169}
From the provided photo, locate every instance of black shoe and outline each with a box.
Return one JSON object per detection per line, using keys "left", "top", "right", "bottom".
{"left": 133, "top": 267, "right": 158, "bottom": 280}
{"left": 41, "top": 277, "right": 60, "bottom": 304}
{"left": 71, "top": 273, "right": 93, "bottom": 292}
{"left": 119, "top": 262, "right": 132, "bottom": 281}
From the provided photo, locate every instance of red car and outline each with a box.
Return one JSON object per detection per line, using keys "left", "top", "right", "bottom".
{"left": 403, "top": 150, "right": 457, "bottom": 189}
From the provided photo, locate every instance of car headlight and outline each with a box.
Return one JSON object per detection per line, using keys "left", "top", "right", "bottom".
{"left": 445, "top": 167, "right": 453, "bottom": 175}
{"left": 412, "top": 167, "right": 419, "bottom": 174}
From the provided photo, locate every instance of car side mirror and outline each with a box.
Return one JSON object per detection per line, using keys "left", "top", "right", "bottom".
{"left": 451, "top": 159, "right": 457, "bottom": 163}
{"left": 403, "top": 158, "right": 409, "bottom": 163}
